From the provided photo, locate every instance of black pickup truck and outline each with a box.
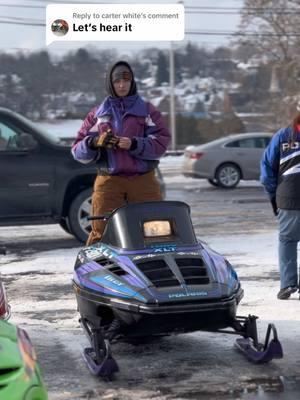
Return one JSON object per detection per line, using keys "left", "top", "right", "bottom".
{"left": 0, "top": 108, "right": 165, "bottom": 243}
{"left": 0, "top": 108, "right": 97, "bottom": 242}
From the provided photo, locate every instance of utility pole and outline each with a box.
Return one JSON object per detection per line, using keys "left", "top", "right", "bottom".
{"left": 169, "top": 41, "right": 176, "bottom": 150}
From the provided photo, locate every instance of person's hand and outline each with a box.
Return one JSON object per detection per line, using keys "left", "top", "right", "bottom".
{"left": 90, "top": 130, "right": 119, "bottom": 149}
{"left": 118, "top": 137, "right": 132, "bottom": 150}
{"left": 270, "top": 197, "right": 279, "bottom": 216}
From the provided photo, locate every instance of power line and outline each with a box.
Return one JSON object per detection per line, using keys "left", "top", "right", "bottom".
{"left": 186, "top": 6, "right": 299, "bottom": 11}
{"left": 0, "top": 3, "right": 43, "bottom": 8}
{"left": 186, "top": 10, "right": 300, "bottom": 15}
{"left": 186, "top": 30, "right": 300, "bottom": 37}
{"left": 0, "top": 4, "right": 298, "bottom": 13}
{"left": 0, "top": 15, "right": 42, "bottom": 22}
{"left": 20, "top": 0, "right": 108, "bottom": 3}
{"left": 0, "top": 19, "right": 44, "bottom": 26}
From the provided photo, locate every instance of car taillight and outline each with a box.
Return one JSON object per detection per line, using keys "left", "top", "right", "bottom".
{"left": 188, "top": 152, "right": 203, "bottom": 160}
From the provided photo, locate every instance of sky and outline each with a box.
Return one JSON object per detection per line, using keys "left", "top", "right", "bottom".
{"left": 0, "top": 0, "right": 244, "bottom": 55}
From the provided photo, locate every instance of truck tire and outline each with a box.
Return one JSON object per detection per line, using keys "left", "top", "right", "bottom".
{"left": 59, "top": 218, "right": 71, "bottom": 234}
{"left": 68, "top": 188, "right": 92, "bottom": 243}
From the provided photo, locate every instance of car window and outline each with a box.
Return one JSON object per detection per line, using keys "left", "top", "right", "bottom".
{"left": 0, "top": 122, "right": 19, "bottom": 151}
{"left": 225, "top": 138, "right": 256, "bottom": 148}
{"left": 0, "top": 121, "right": 37, "bottom": 151}
{"left": 237, "top": 138, "right": 257, "bottom": 148}
{"left": 225, "top": 140, "right": 240, "bottom": 148}
{"left": 225, "top": 137, "right": 271, "bottom": 149}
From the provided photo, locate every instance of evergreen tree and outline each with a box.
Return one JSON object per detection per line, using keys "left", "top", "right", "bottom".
{"left": 155, "top": 51, "right": 169, "bottom": 85}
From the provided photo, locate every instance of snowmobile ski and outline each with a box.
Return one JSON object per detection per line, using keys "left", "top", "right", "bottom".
{"left": 235, "top": 323, "right": 283, "bottom": 363}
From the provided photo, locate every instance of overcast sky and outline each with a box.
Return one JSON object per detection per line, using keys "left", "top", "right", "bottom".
{"left": 0, "top": 0, "right": 244, "bottom": 55}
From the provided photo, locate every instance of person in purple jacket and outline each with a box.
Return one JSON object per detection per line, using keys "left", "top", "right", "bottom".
{"left": 72, "top": 60, "right": 171, "bottom": 245}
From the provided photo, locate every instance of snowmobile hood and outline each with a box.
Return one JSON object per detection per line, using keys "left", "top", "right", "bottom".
{"left": 73, "top": 201, "right": 241, "bottom": 308}
{"left": 73, "top": 238, "right": 242, "bottom": 307}
{"left": 0, "top": 319, "right": 48, "bottom": 400}
{"left": 0, "top": 320, "right": 21, "bottom": 369}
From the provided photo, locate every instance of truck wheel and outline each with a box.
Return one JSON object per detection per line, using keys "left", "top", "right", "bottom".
{"left": 68, "top": 188, "right": 92, "bottom": 243}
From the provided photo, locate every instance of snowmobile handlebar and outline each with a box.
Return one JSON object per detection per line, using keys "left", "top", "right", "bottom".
{"left": 87, "top": 214, "right": 111, "bottom": 221}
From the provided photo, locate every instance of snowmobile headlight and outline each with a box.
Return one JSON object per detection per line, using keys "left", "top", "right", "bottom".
{"left": 143, "top": 220, "right": 172, "bottom": 237}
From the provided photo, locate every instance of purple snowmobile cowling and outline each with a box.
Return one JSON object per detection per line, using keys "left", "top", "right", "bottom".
{"left": 72, "top": 201, "right": 283, "bottom": 379}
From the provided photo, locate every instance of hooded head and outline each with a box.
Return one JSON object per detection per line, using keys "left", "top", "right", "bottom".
{"left": 106, "top": 61, "right": 137, "bottom": 98}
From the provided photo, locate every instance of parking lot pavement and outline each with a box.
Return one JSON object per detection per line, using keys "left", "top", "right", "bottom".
{"left": 165, "top": 177, "right": 277, "bottom": 237}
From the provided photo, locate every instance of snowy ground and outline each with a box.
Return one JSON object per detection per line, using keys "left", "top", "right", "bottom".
{"left": 1, "top": 227, "right": 300, "bottom": 400}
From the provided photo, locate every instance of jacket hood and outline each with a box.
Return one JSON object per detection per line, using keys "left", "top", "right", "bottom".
{"left": 106, "top": 60, "right": 137, "bottom": 98}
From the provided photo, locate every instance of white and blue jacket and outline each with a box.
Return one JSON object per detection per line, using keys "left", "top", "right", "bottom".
{"left": 261, "top": 126, "right": 300, "bottom": 209}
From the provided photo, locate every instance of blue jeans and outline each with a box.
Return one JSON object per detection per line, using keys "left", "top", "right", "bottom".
{"left": 278, "top": 209, "right": 300, "bottom": 289}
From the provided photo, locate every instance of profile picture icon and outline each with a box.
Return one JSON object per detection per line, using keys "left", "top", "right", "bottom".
{"left": 51, "top": 19, "right": 69, "bottom": 36}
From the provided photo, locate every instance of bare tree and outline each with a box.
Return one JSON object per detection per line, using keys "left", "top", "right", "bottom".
{"left": 236, "top": 0, "right": 300, "bottom": 126}
{"left": 238, "top": 0, "right": 300, "bottom": 63}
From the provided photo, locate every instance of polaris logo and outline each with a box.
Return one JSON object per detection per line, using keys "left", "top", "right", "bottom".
{"left": 168, "top": 291, "right": 207, "bottom": 299}
{"left": 104, "top": 275, "right": 123, "bottom": 286}
{"left": 282, "top": 142, "right": 300, "bottom": 151}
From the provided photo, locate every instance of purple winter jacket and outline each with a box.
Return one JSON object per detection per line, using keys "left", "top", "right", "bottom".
{"left": 71, "top": 94, "right": 171, "bottom": 177}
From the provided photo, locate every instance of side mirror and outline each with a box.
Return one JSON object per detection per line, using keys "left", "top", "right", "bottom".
{"left": 16, "top": 133, "right": 38, "bottom": 150}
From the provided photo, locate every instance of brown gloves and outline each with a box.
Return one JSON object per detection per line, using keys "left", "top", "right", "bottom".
{"left": 90, "top": 130, "right": 119, "bottom": 149}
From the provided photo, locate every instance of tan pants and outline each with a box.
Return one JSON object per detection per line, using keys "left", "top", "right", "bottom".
{"left": 86, "top": 171, "right": 162, "bottom": 245}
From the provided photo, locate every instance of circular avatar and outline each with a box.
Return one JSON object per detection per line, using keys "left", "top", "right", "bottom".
{"left": 51, "top": 19, "right": 69, "bottom": 36}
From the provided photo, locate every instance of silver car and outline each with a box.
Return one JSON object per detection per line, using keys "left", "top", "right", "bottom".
{"left": 182, "top": 132, "right": 273, "bottom": 188}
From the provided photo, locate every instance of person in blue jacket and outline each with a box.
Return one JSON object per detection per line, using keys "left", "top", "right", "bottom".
{"left": 261, "top": 105, "right": 300, "bottom": 300}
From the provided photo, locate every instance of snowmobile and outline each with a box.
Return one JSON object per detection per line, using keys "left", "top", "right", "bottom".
{"left": 0, "top": 276, "right": 48, "bottom": 399}
{"left": 0, "top": 319, "right": 48, "bottom": 400}
{"left": 72, "top": 201, "right": 283, "bottom": 378}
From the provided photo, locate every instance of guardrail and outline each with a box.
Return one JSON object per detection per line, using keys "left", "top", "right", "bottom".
{"left": 164, "top": 150, "right": 184, "bottom": 156}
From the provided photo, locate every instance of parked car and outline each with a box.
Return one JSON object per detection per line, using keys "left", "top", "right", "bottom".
{"left": 0, "top": 108, "right": 165, "bottom": 242}
{"left": 182, "top": 132, "right": 273, "bottom": 188}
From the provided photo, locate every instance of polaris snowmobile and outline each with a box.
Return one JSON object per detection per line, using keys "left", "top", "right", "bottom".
{"left": 72, "top": 201, "right": 283, "bottom": 378}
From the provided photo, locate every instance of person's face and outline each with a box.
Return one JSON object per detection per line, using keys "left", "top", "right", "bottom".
{"left": 113, "top": 78, "right": 131, "bottom": 97}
